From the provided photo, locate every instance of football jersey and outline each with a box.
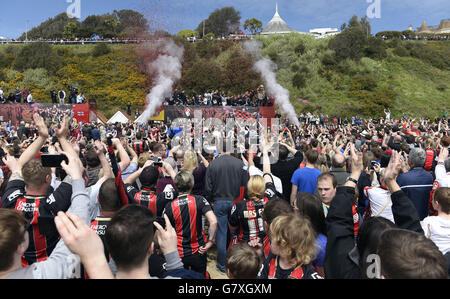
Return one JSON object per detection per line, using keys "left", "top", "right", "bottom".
{"left": 125, "top": 184, "right": 176, "bottom": 217}
{"left": 163, "top": 194, "right": 212, "bottom": 258}
{"left": 229, "top": 197, "right": 269, "bottom": 245}
{"left": 2, "top": 179, "right": 72, "bottom": 266}
{"left": 90, "top": 217, "right": 112, "bottom": 261}
{"left": 258, "top": 252, "right": 323, "bottom": 279}
{"left": 229, "top": 182, "right": 278, "bottom": 245}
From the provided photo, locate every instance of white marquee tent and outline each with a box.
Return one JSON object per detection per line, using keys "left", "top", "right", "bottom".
{"left": 107, "top": 111, "right": 132, "bottom": 124}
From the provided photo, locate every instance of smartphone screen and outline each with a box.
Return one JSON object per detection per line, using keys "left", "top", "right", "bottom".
{"left": 41, "top": 155, "right": 68, "bottom": 168}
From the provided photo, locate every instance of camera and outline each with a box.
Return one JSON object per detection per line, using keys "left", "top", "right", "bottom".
{"left": 150, "top": 155, "right": 163, "bottom": 167}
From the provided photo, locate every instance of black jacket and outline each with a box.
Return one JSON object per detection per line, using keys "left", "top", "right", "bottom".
{"left": 205, "top": 155, "right": 248, "bottom": 203}
{"left": 324, "top": 186, "right": 423, "bottom": 279}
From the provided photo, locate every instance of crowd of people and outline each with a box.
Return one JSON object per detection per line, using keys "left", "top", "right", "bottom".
{"left": 379, "top": 35, "right": 450, "bottom": 41}
{"left": 0, "top": 38, "right": 145, "bottom": 45}
{"left": 165, "top": 86, "right": 274, "bottom": 107}
{"left": 0, "top": 86, "right": 86, "bottom": 105}
{"left": 0, "top": 107, "right": 449, "bottom": 280}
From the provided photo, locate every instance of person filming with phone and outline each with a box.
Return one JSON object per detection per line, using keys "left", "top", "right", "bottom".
{"left": 1, "top": 114, "right": 79, "bottom": 266}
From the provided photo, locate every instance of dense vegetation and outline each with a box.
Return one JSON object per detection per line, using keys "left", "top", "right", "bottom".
{"left": 1, "top": 14, "right": 449, "bottom": 119}
{"left": 18, "top": 10, "right": 149, "bottom": 40}
{"left": 0, "top": 43, "right": 147, "bottom": 118}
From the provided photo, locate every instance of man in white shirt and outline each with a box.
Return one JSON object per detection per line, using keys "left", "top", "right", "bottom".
{"left": 26, "top": 93, "right": 34, "bottom": 104}
{"left": 76, "top": 93, "right": 85, "bottom": 104}
{"left": 384, "top": 108, "right": 391, "bottom": 121}
{"left": 58, "top": 89, "right": 66, "bottom": 104}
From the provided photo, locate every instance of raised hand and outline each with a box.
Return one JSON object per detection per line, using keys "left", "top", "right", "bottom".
{"left": 55, "top": 115, "right": 70, "bottom": 139}
{"left": 384, "top": 150, "right": 402, "bottom": 182}
{"left": 349, "top": 143, "right": 363, "bottom": 175}
{"left": 438, "top": 146, "right": 448, "bottom": 162}
{"left": 153, "top": 214, "right": 178, "bottom": 255}
{"left": 33, "top": 113, "right": 49, "bottom": 139}
{"left": 2, "top": 154, "right": 20, "bottom": 173}
{"left": 94, "top": 140, "right": 105, "bottom": 157}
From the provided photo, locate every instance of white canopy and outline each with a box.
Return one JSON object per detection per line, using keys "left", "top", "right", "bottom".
{"left": 107, "top": 111, "right": 131, "bottom": 124}
{"left": 134, "top": 113, "right": 146, "bottom": 124}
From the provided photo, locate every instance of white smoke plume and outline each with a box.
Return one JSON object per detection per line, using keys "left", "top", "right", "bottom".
{"left": 139, "top": 39, "right": 184, "bottom": 123}
{"left": 243, "top": 40, "right": 300, "bottom": 127}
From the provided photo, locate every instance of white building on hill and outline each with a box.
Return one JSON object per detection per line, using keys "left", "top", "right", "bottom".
{"left": 309, "top": 28, "right": 340, "bottom": 39}
{"left": 261, "top": 3, "right": 296, "bottom": 35}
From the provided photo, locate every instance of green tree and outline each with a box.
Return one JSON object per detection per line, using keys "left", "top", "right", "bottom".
{"left": 196, "top": 7, "right": 241, "bottom": 38}
{"left": 329, "top": 15, "right": 372, "bottom": 62}
{"left": 243, "top": 18, "right": 263, "bottom": 35}
{"left": 103, "top": 16, "right": 121, "bottom": 37}
{"left": 181, "top": 59, "right": 222, "bottom": 94}
{"left": 329, "top": 26, "right": 367, "bottom": 62}
{"left": 19, "top": 12, "right": 76, "bottom": 40}
{"left": 113, "top": 9, "right": 149, "bottom": 37}
{"left": 222, "top": 49, "right": 260, "bottom": 94}
{"left": 177, "top": 29, "right": 198, "bottom": 39}
{"left": 63, "top": 22, "right": 80, "bottom": 39}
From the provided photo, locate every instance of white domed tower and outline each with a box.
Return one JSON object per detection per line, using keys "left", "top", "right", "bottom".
{"left": 261, "top": 3, "right": 294, "bottom": 35}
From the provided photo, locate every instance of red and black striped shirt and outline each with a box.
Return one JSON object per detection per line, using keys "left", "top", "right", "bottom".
{"left": 90, "top": 217, "right": 112, "bottom": 261}
{"left": 229, "top": 197, "right": 269, "bottom": 245}
{"left": 229, "top": 182, "right": 276, "bottom": 245}
{"left": 124, "top": 184, "right": 175, "bottom": 217}
{"left": 163, "top": 194, "right": 212, "bottom": 258}
{"left": 2, "top": 179, "right": 72, "bottom": 266}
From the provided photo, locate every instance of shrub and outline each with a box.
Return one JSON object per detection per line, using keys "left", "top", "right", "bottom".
{"left": 92, "top": 43, "right": 111, "bottom": 57}
{"left": 437, "top": 84, "right": 446, "bottom": 92}
{"left": 13, "top": 42, "right": 62, "bottom": 73}
{"left": 365, "top": 37, "right": 387, "bottom": 60}
{"left": 322, "top": 53, "right": 337, "bottom": 67}
{"left": 393, "top": 46, "right": 409, "bottom": 57}
{"left": 350, "top": 73, "right": 377, "bottom": 91}
{"left": 294, "top": 42, "right": 306, "bottom": 55}
{"left": 0, "top": 52, "right": 8, "bottom": 68}
{"left": 292, "top": 72, "right": 307, "bottom": 89}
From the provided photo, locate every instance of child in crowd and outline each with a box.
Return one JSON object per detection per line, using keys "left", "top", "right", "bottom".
{"left": 257, "top": 215, "right": 322, "bottom": 279}
{"left": 225, "top": 243, "right": 261, "bottom": 279}
{"left": 421, "top": 187, "right": 450, "bottom": 255}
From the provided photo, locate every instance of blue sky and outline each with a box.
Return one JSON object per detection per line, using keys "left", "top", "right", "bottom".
{"left": 1, "top": 0, "right": 449, "bottom": 38}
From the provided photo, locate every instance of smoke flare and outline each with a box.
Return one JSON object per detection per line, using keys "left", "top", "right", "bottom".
{"left": 244, "top": 40, "right": 300, "bottom": 127}
{"left": 139, "top": 39, "right": 184, "bottom": 123}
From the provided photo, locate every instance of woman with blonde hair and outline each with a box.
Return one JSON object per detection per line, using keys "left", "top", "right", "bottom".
{"left": 258, "top": 215, "right": 322, "bottom": 279}
{"left": 182, "top": 149, "right": 209, "bottom": 197}
{"left": 228, "top": 175, "right": 276, "bottom": 246}
{"left": 316, "top": 153, "right": 329, "bottom": 173}
{"left": 182, "top": 150, "right": 198, "bottom": 172}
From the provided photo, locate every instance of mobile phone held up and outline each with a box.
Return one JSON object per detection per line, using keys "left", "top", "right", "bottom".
{"left": 41, "top": 154, "right": 69, "bottom": 168}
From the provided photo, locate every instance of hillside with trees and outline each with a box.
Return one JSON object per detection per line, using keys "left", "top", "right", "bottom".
{"left": 19, "top": 10, "right": 150, "bottom": 40}
{"left": 1, "top": 12, "right": 449, "bottom": 119}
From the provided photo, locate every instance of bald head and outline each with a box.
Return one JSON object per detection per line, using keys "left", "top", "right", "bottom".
{"left": 332, "top": 152, "right": 346, "bottom": 168}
